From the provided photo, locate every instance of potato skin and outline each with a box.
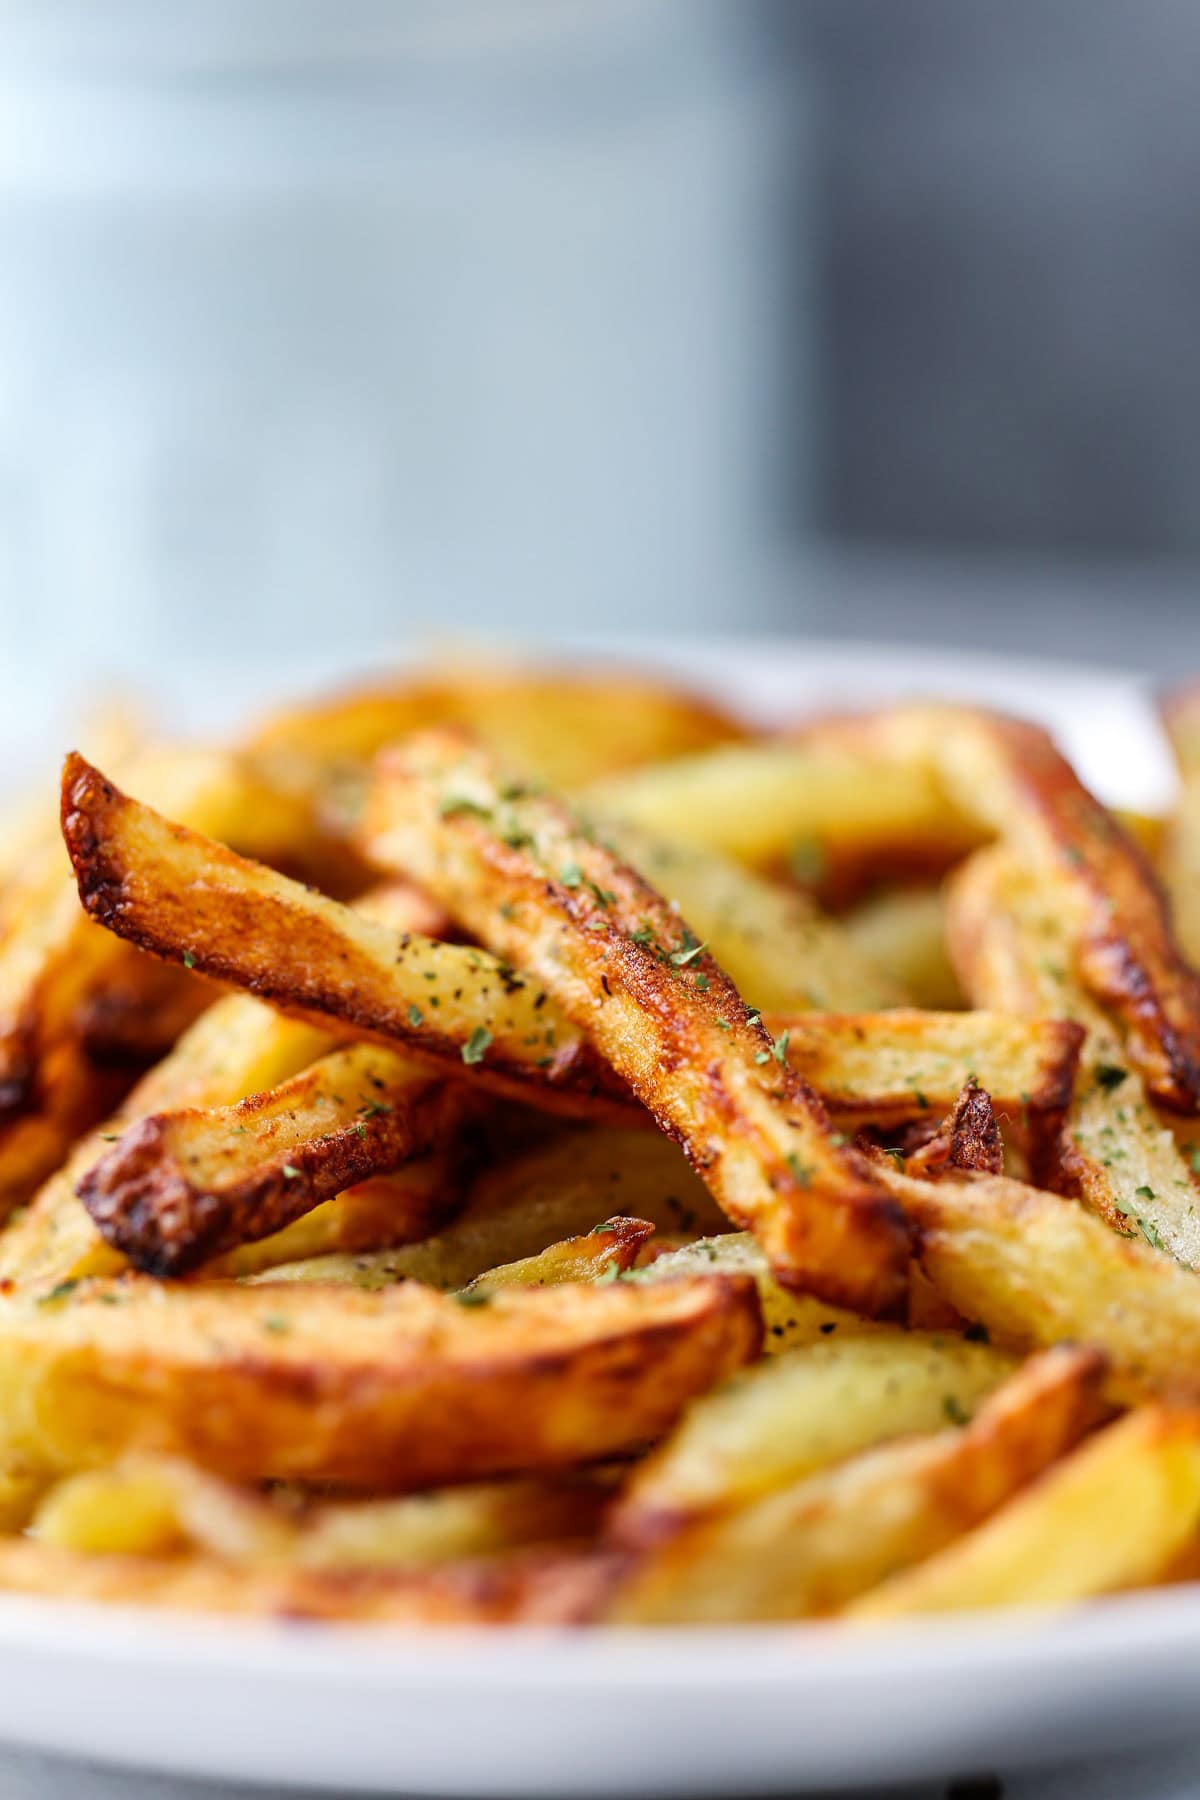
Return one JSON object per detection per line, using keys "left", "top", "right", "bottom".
{"left": 0, "top": 1273, "right": 762, "bottom": 1490}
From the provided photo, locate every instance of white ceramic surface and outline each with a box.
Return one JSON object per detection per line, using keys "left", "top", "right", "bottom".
{"left": 0, "top": 638, "right": 1191, "bottom": 1795}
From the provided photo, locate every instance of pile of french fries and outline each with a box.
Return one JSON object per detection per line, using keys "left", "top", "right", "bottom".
{"left": 2, "top": 662, "right": 1200, "bottom": 1627}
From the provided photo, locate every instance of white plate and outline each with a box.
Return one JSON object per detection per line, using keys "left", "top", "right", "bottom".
{"left": 0, "top": 637, "right": 1191, "bottom": 1795}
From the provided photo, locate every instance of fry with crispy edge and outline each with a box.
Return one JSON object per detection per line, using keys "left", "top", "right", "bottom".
{"left": 847, "top": 1405, "right": 1200, "bottom": 1618}
{"left": 362, "top": 730, "right": 912, "bottom": 1316}
{"left": 0, "top": 1272, "right": 761, "bottom": 1489}
{"left": 948, "top": 844, "right": 1200, "bottom": 1265}
{"left": 877, "top": 1161, "right": 1200, "bottom": 1405}
{"left": 608, "top": 1346, "right": 1103, "bottom": 1623}
{"left": 59, "top": 753, "right": 628, "bottom": 1118}
{"left": 812, "top": 705, "right": 1200, "bottom": 1114}
{"left": 76, "top": 1043, "right": 469, "bottom": 1276}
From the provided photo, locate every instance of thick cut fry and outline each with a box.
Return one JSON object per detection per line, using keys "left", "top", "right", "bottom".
{"left": 363, "top": 731, "right": 911, "bottom": 1316}
{"left": 880, "top": 1163, "right": 1200, "bottom": 1405}
{"left": 609, "top": 1346, "right": 1102, "bottom": 1623}
{"left": 769, "top": 1008, "right": 1081, "bottom": 1143}
{"left": 253, "top": 1136, "right": 723, "bottom": 1292}
{"left": 849, "top": 1406, "right": 1200, "bottom": 1618}
{"left": 252, "top": 664, "right": 743, "bottom": 790}
{"left": 601, "top": 825, "right": 904, "bottom": 1012}
{"left": 77, "top": 1043, "right": 465, "bottom": 1276}
{"left": 582, "top": 741, "right": 977, "bottom": 871}
{"left": 35, "top": 1454, "right": 612, "bottom": 1568}
{"left": 0, "top": 1535, "right": 621, "bottom": 1625}
{"left": 819, "top": 706, "right": 1200, "bottom": 1113}
{"left": 60, "top": 753, "right": 625, "bottom": 1117}
{"left": 459, "top": 1218, "right": 657, "bottom": 1294}
{"left": 612, "top": 1332, "right": 1014, "bottom": 1544}
{"left": 0, "top": 1271, "right": 759, "bottom": 1489}
{"left": 949, "top": 845, "right": 1200, "bottom": 1264}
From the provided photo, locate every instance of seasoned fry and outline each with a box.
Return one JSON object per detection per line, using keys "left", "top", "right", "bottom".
{"left": 363, "top": 730, "right": 911, "bottom": 1316}
{"left": 60, "top": 753, "right": 625, "bottom": 1117}
{"left": 948, "top": 844, "right": 1200, "bottom": 1263}
{"left": 848, "top": 1406, "right": 1200, "bottom": 1618}
{"left": 0, "top": 1535, "right": 621, "bottom": 1625}
{"left": 612, "top": 1332, "right": 1014, "bottom": 1544}
{"left": 77, "top": 1044, "right": 466, "bottom": 1276}
{"left": 769, "top": 1008, "right": 1081, "bottom": 1142}
{"left": 609, "top": 1346, "right": 1102, "bottom": 1623}
{"left": 879, "top": 1162, "right": 1200, "bottom": 1404}
{"left": 34, "top": 1455, "right": 612, "bottom": 1568}
{"left": 819, "top": 706, "right": 1200, "bottom": 1113}
{"left": 0, "top": 1272, "right": 760, "bottom": 1489}
{"left": 252, "top": 1131, "right": 724, "bottom": 1292}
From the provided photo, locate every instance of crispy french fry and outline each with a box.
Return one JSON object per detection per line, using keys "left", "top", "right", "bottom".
{"left": 362, "top": 730, "right": 911, "bottom": 1316}
{"left": 769, "top": 1008, "right": 1080, "bottom": 1143}
{"left": 34, "top": 1454, "right": 612, "bottom": 1568}
{"left": 77, "top": 1043, "right": 466, "bottom": 1275}
{"left": 611, "top": 1332, "right": 1014, "bottom": 1544}
{"left": 582, "top": 741, "right": 977, "bottom": 871}
{"left": 879, "top": 1162, "right": 1200, "bottom": 1405}
{"left": 949, "top": 845, "right": 1200, "bottom": 1264}
{"left": 0, "top": 1272, "right": 760, "bottom": 1489}
{"left": 848, "top": 1406, "right": 1200, "bottom": 1618}
{"left": 0, "top": 1534, "right": 621, "bottom": 1625}
{"left": 251, "top": 663, "right": 744, "bottom": 790}
{"left": 459, "top": 1218, "right": 657, "bottom": 1294}
{"left": 251, "top": 1130, "right": 725, "bottom": 1292}
{"left": 609, "top": 1346, "right": 1102, "bottom": 1623}
{"left": 818, "top": 706, "right": 1200, "bottom": 1113}
{"left": 60, "top": 754, "right": 626, "bottom": 1118}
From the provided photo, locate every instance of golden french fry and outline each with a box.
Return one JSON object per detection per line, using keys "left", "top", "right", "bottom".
{"left": 459, "top": 1217, "right": 657, "bottom": 1294}
{"left": 60, "top": 753, "right": 626, "bottom": 1118}
{"left": 612, "top": 1331, "right": 1014, "bottom": 1543}
{"left": 0, "top": 1271, "right": 760, "bottom": 1489}
{"left": 609, "top": 1346, "right": 1102, "bottom": 1623}
{"left": 848, "top": 1405, "right": 1200, "bottom": 1618}
{"left": 363, "top": 730, "right": 911, "bottom": 1316}
{"left": 948, "top": 845, "right": 1200, "bottom": 1264}
{"left": 77, "top": 1043, "right": 465, "bottom": 1275}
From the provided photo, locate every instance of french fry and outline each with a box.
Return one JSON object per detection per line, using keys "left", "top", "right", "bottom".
{"left": 77, "top": 1043, "right": 467, "bottom": 1275}
{"left": 768, "top": 1008, "right": 1081, "bottom": 1143}
{"left": 0, "top": 1535, "right": 621, "bottom": 1625}
{"left": 459, "top": 1218, "right": 657, "bottom": 1294}
{"left": 251, "top": 663, "right": 744, "bottom": 790}
{"left": 841, "top": 886, "right": 965, "bottom": 1010}
{"left": 611, "top": 1332, "right": 1014, "bottom": 1544}
{"left": 817, "top": 706, "right": 1200, "bottom": 1113}
{"left": 250, "top": 1130, "right": 725, "bottom": 1292}
{"left": 599, "top": 824, "right": 904, "bottom": 1012}
{"left": 879, "top": 1162, "right": 1200, "bottom": 1405}
{"left": 362, "top": 730, "right": 911, "bottom": 1316}
{"left": 0, "top": 998, "right": 333, "bottom": 1294}
{"left": 34, "top": 1454, "right": 613, "bottom": 1568}
{"left": 948, "top": 845, "right": 1200, "bottom": 1264}
{"left": 848, "top": 1405, "right": 1200, "bottom": 1618}
{"left": 0, "top": 1271, "right": 760, "bottom": 1489}
{"left": 582, "top": 741, "right": 978, "bottom": 871}
{"left": 898, "top": 1079, "right": 1004, "bottom": 1179}
{"left": 609, "top": 1346, "right": 1102, "bottom": 1623}
{"left": 60, "top": 754, "right": 626, "bottom": 1118}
